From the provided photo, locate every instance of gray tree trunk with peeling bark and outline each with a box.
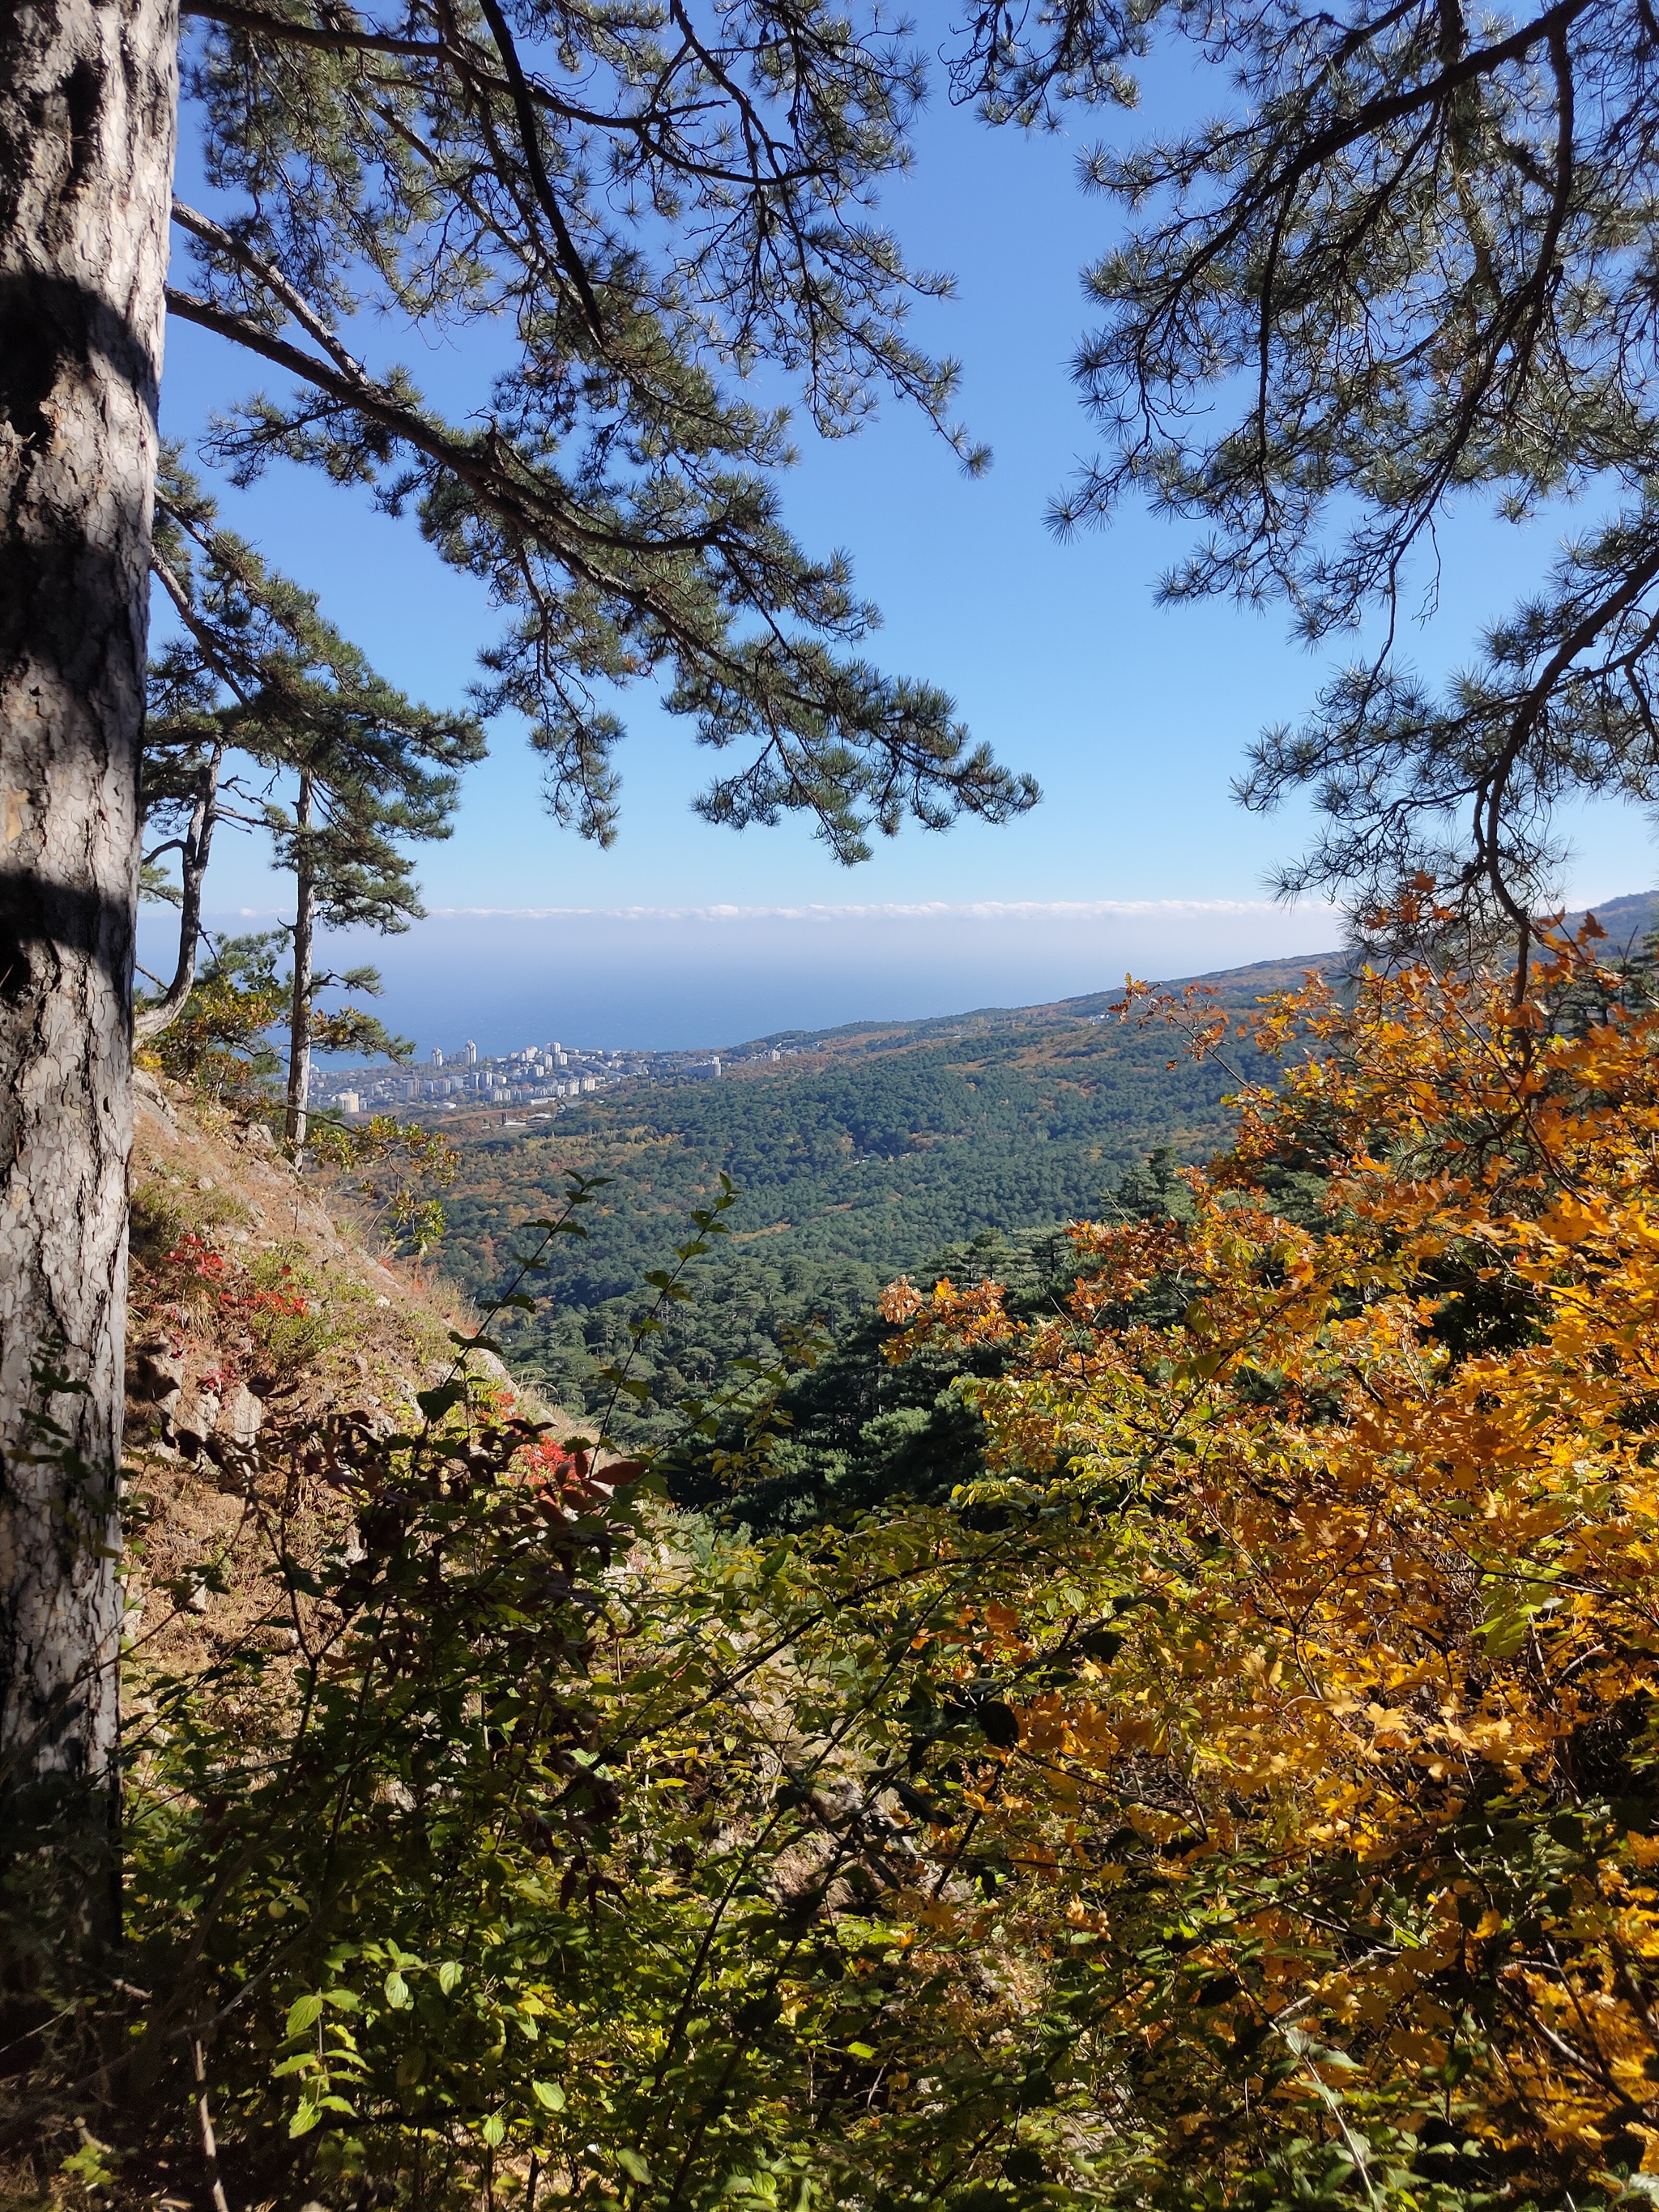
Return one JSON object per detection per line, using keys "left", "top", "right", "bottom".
{"left": 0, "top": 0, "right": 177, "bottom": 1823}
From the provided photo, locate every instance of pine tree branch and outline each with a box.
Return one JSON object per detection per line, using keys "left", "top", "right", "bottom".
{"left": 163, "top": 285, "right": 730, "bottom": 563}
{"left": 150, "top": 535, "right": 258, "bottom": 710}
{"left": 162, "top": 284, "right": 880, "bottom": 826}
{"left": 134, "top": 707, "right": 223, "bottom": 1042}
{"left": 1475, "top": 528, "right": 1659, "bottom": 958}
{"left": 173, "top": 199, "right": 367, "bottom": 377}
{"left": 181, "top": 0, "right": 440, "bottom": 58}
{"left": 465, "top": 0, "right": 607, "bottom": 345}
{"left": 178, "top": 0, "right": 833, "bottom": 182}
{"left": 1130, "top": 0, "right": 1596, "bottom": 345}
{"left": 1278, "top": 0, "right": 1592, "bottom": 200}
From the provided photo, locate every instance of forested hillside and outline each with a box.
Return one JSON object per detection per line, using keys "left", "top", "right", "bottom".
{"left": 432, "top": 909, "right": 1656, "bottom": 1427}
{"left": 433, "top": 956, "right": 1307, "bottom": 1426}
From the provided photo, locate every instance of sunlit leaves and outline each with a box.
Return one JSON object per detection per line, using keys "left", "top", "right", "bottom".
{"left": 888, "top": 927, "right": 1659, "bottom": 2197}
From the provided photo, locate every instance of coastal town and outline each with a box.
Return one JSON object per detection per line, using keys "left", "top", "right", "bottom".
{"left": 308, "top": 1036, "right": 804, "bottom": 1119}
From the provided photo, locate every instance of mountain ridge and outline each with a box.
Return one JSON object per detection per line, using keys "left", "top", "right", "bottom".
{"left": 712, "top": 889, "right": 1657, "bottom": 1064}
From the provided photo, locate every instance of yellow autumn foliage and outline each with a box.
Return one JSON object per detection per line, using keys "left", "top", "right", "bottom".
{"left": 889, "top": 929, "right": 1659, "bottom": 2198}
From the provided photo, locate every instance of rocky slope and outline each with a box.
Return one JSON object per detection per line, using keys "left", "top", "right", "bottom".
{"left": 122, "top": 1072, "right": 543, "bottom": 1668}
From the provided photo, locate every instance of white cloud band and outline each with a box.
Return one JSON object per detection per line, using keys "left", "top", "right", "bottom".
{"left": 413, "top": 897, "right": 1334, "bottom": 923}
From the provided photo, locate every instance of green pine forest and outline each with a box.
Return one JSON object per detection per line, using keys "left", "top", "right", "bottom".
{"left": 434, "top": 960, "right": 1311, "bottom": 1446}
{"left": 437, "top": 907, "right": 1659, "bottom": 1528}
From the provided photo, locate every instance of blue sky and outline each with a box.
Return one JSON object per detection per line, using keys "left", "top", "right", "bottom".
{"left": 153, "top": 39, "right": 1657, "bottom": 1051}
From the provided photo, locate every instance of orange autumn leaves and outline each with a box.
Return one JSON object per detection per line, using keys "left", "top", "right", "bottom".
{"left": 884, "top": 936, "right": 1659, "bottom": 2180}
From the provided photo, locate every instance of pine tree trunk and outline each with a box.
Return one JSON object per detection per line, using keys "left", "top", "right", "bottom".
{"left": 134, "top": 739, "right": 222, "bottom": 1040}
{"left": 0, "top": 0, "right": 177, "bottom": 1836}
{"left": 286, "top": 772, "right": 314, "bottom": 1149}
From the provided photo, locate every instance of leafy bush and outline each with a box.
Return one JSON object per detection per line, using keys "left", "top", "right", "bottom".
{"left": 12, "top": 1196, "right": 1133, "bottom": 2212}
{"left": 143, "top": 1230, "right": 335, "bottom": 1383}
{"left": 139, "top": 933, "right": 288, "bottom": 1108}
{"left": 305, "top": 1116, "right": 460, "bottom": 1257}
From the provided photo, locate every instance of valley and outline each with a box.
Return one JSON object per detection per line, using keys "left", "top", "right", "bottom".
{"left": 429, "top": 948, "right": 1337, "bottom": 1427}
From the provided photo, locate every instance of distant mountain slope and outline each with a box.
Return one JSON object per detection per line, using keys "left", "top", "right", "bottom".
{"left": 436, "top": 993, "right": 1282, "bottom": 1424}
{"left": 715, "top": 888, "right": 1658, "bottom": 1063}
{"left": 442, "top": 1003, "right": 1271, "bottom": 1298}
{"left": 433, "top": 888, "right": 1655, "bottom": 1427}
{"left": 1563, "top": 889, "right": 1659, "bottom": 953}
{"left": 714, "top": 948, "right": 1347, "bottom": 1065}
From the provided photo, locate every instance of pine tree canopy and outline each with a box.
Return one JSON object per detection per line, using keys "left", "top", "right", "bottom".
{"left": 953, "top": 0, "right": 1659, "bottom": 944}
{"left": 147, "top": 453, "right": 485, "bottom": 860}
{"left": 141, "top": 454, "right": 487, "bottom": 1036}
{"left": 164, "top": 0, "right": 1041, "bottom": 859}
{"left": 164, "top": 0, "right": 1659, "bottom": 913}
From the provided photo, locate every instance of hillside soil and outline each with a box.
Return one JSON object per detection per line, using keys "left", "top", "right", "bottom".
{"left": 121, "top": 1073, "right": 545, "bottom": 1673}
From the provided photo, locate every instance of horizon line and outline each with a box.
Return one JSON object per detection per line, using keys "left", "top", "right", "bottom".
{"left": 203, "top": 896, "right": 1339, "bottom": 924}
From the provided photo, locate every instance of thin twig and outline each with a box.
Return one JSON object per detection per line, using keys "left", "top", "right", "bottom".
{"left": 191, "top": 2038, "right": 232, "bottom": 2212}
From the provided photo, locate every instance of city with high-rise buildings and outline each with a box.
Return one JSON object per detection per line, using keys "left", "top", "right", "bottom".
{"left": 305, "top": 1036, "right": 763, "bottom": 1123}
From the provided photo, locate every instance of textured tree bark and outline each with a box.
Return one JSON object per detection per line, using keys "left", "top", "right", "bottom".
{"left": 285, "top": 771, "right": 314, "bottom": 1149}
{"left": 0, "top": 0, "right": 178, "bottom": 1831}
